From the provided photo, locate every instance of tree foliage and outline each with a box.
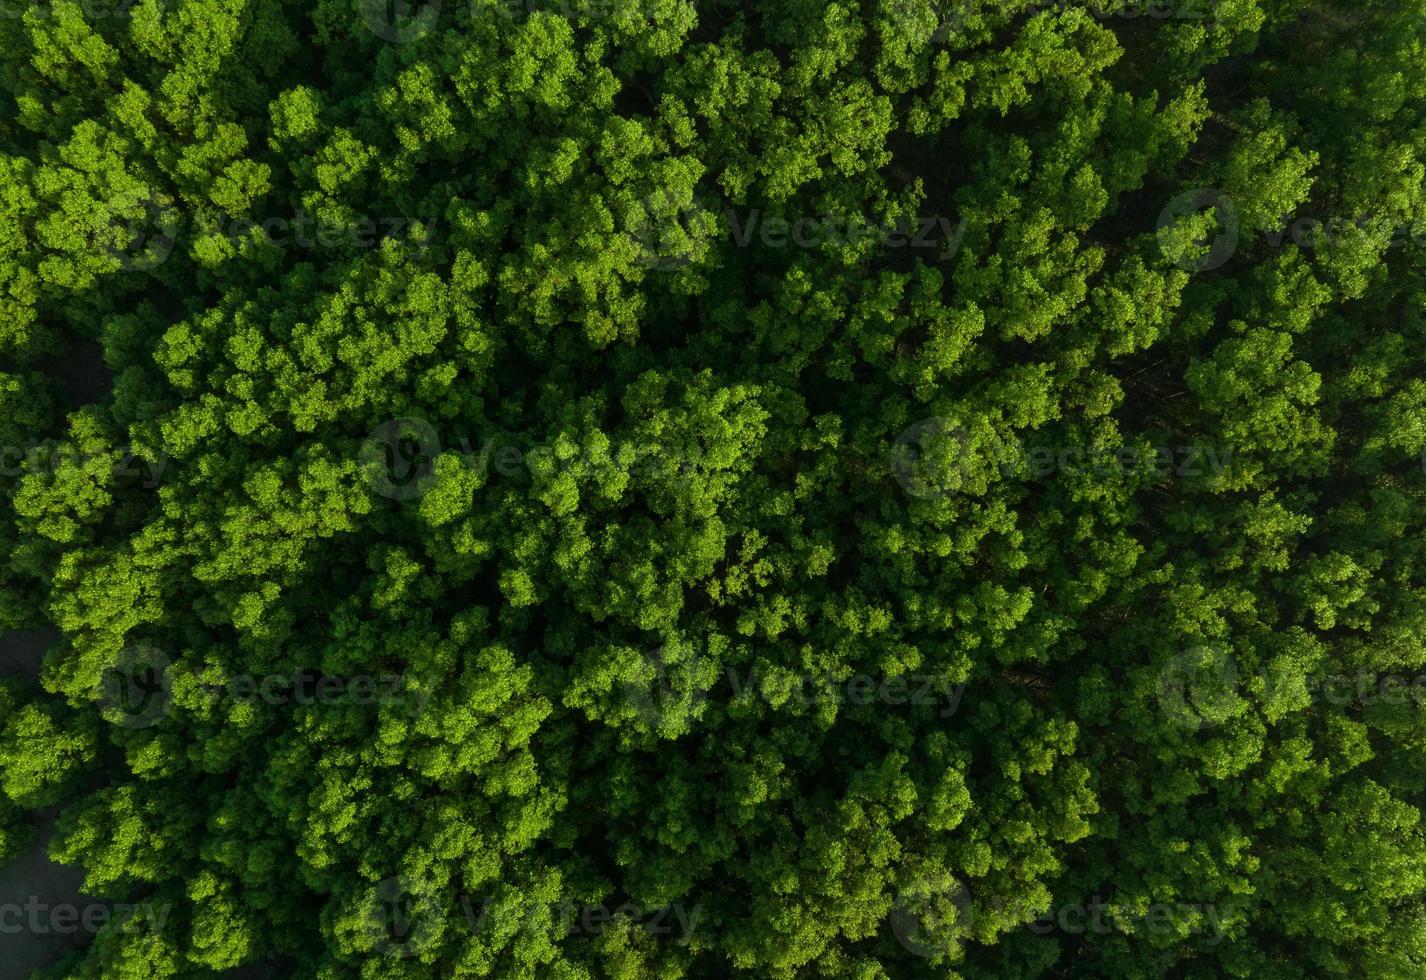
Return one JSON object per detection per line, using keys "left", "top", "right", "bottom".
{"left": 3, "top": 0, "right": 1426, "bottom": 977}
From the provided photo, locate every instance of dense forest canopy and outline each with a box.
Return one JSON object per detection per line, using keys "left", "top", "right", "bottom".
{"left": 2, "top": 0, "right": 1426, "bottom": 976}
